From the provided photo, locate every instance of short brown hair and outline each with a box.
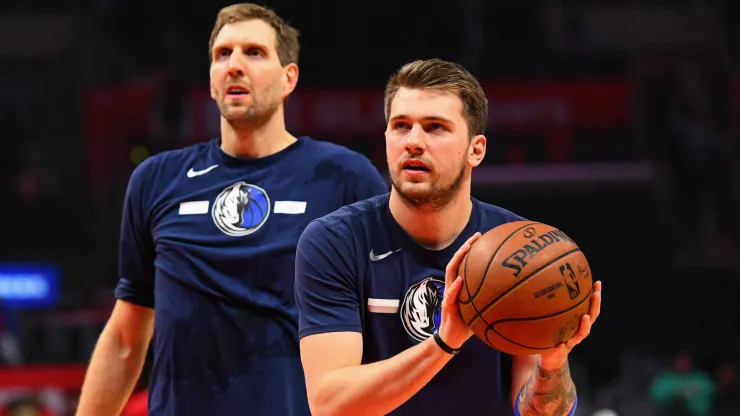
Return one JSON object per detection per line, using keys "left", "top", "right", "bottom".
{"left": 384, "top": 59, "right": 488, "bottom": 136}
{"left": 209, "top": 3, "right": 300, "bottom": 66}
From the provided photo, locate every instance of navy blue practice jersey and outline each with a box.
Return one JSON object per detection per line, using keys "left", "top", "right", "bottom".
{"left": 114, "top": 136, "right": 388, "bottom": 416}
{"left": 295, "top": 194, "right": 526, "bottom": 415}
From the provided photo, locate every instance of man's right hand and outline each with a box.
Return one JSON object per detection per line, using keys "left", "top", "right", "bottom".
{"left": 437, "top": 232, "right": 481, "bottom": 350}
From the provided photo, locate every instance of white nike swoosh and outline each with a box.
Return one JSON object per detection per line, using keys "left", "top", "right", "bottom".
{"left": 187, "top": 164, "right": 219, "bottom": 178}
{"left": 369, "top": 248, "right": 401, "bottom": 262}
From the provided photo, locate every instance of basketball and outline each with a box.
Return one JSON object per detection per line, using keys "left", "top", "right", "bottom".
{"left": 457, "top": 221, "right": 593, "bottom": 356}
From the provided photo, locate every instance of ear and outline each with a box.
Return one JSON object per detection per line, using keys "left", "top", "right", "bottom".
{"left": 468, "top": 135, "right": 486, "bottom": 167}
{"left": 281, "top": 63, "right": 299, "bottom": 98}
{"left": 209, "top": 73, "right": 217, "bottom": 101}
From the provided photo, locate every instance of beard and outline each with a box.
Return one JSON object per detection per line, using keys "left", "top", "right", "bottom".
{"left": 390, "top": 156, "right": 467, "bottom": 211}
{"left": 217, "top": 80, "right": 282, "bottom": 129}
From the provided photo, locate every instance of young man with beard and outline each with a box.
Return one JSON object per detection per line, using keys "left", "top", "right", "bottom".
{"left": 76, "top": 4, "right": 387, "bottom": 416}
{"left": 295, "top": 59, "right": 602, "bottom": 415}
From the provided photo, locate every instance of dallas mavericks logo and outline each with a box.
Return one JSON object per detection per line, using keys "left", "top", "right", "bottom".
{"left": 212, "top": 182, "right": 270, "bottom": 236}
{"left": 400, "top": 277, "right": 445, "bottom": 342}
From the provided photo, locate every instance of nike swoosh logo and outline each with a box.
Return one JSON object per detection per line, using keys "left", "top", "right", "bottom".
{"left": 187, "top": 164, "right": 219, "bottom": 178}
{"left": 369, "top": 248, "right": 401, "bottom": 262}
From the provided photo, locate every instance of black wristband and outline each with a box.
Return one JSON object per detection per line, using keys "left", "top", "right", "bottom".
{"left": 433, "top": 331, "right": 460, "bottom": 355}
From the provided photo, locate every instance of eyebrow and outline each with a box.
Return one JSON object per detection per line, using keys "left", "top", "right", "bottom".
{"left": 389, "top": 115, "right": 455, "bottom": 124}
{"left": 212, "top": 41, "right": 269, "bottom": 53}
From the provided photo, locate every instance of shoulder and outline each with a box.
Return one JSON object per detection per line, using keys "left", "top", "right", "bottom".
{"left": 300, "top": 137, "right": 378, "bottom": 170}
{"left": 475, "top": 199, "right": 528, "bottom": 226}
{"left": 150, "top": 140, "right": 212, "bottom": 169}
{"left": 125, "top": 141, "right": 212, "bottom": 205}
{"left": 315, "top": 193, "right": 387, "bottom": 230}
{"left": 300, "top": 194, "right": 387, "bottom": 245}
{"left": 131, "top": 141, "right": 211, "bottom": 180}
{"left": 129, "top": 141, "right": 214, "bottom": 188}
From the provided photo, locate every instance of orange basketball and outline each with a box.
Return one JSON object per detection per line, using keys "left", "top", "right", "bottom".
{"left": 457, "top": 221, "right": 593, "bottom": 356}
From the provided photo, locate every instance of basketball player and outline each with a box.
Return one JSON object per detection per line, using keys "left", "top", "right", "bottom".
{"left": 75, "top": 4, "right": 387, "bottom": 416}
{"left": 295, "top": 59, "right": 602, "bottom": 415}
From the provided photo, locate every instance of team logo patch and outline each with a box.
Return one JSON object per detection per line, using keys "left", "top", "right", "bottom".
{"left": 212, "top": 182, "right": 270, "bottom": 236}
{"left": 400, "top": 277, "right": 445, "bottom": 342}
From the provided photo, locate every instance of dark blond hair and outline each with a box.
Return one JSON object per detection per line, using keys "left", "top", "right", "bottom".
{"left": 209, "top": 3, "right": 300, "bottom": 66}
{"left": 384, "top": 59, "right": 488, "bottom": 136}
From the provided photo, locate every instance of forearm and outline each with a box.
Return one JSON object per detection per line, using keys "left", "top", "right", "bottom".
{"left": 311, "top": 337, "right": 453, "bottom": 416}
{"left": 517, "top": 358, "right": 577, "bottom": 416}
{"left": 76, "top": 327, "right": 149, "bottom": 416}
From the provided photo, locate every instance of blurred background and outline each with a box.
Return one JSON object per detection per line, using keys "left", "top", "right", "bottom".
{"left": 0, "top": 0, "right": 739, "bottom": 415}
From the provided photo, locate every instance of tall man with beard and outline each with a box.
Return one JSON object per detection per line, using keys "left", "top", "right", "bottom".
{"left": 76, "top": 4, "right": 387, "bottom": 416}
{"left": 295, "top": 59, "right": 602, "bottom": 415}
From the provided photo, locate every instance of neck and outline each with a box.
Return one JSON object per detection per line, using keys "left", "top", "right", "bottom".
{"left": 220, "top": 107, "right": 296, "bottom": 158}
{"left": 389, "top": 183, "right": 473, "bottom": 251}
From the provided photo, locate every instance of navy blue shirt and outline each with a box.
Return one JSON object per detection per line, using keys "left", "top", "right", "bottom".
{"left": 295, "top": 194, "right": 525, "bottom": 415}
{"left": 114, "top": 136, "right": 388, "bottom": 416}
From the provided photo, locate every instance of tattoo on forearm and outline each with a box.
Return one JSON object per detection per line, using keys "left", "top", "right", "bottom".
{"left": 517, "top": 362, "right": 577, "bottom": 416}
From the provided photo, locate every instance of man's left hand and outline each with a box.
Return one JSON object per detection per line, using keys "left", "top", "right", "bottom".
{"left": 539, "top": 281, "right": 602, "bottom": 370}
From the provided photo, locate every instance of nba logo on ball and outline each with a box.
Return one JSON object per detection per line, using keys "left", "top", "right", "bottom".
{"left": 400, "top": 277, "right": 445, "bottom": 342}
{"left": 212, "top": 181, "right": 271, "bottom": 236}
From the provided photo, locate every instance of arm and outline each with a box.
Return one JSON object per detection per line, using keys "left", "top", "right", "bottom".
{"left": 77, "top": 160, "right": 158, "bottom": 416}
{"left": 300, "top": 331, "right": 456, "bottom": 416}
{"left": 515, "top": 355, "right": 577, "bottom": 416}
{"left": 295, "top": 221, "right": 479, "bottom": 416}
{"left": 514, "top": 280, "right": 602, "bottom": 416}
{"left": 511, "top": 355, "right": 539, "bottom": 407}
{"left": 76, "top": 300, "right": 153, "bottom": 416}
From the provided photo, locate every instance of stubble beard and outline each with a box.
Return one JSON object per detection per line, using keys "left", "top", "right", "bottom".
{"left": 219, "top": 77, "right": 283, "bottom": 130}
{"left": 219, "top": 94, "right": 280, "bottom": 130}
{"left": 391, "top": 160, "right": 467, "bottom": 211}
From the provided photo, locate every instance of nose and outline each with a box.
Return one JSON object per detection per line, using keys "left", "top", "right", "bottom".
{"left": 404, "top": 124, "right": 427, "bottom": 155}
{"left": 227, "top": 49, "right": 246, "bottom": 77}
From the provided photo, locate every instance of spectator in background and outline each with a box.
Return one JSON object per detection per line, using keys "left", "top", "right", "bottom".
{"left": 711, "top": 362, "right": 740, "bottom": 416}
{"left": 650, "top": 351, "right": 715, "bottom": 416}
{"left": 1, "top": 397, "right": 49, "bottom": 416}
{"left": 0, "top": 301, "right": 23, "bottom": 366}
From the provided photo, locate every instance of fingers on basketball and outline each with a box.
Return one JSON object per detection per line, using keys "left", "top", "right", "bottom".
{"left": 570, "top": 314, "right": 592, "bottom": 346}
{"left": 443, "top": 277, "right": 463, "bottom": 308}
{"left": 590, "top": 282, "right": 602, "bottom": 322}
{"left": 445, "top": 233, "right": 481, "bottom": 287}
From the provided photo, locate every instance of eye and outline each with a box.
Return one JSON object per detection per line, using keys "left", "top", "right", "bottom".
{"left": 246, "top": 47, "right": 264, "bottom": 57}
{"left": 393, "top": 122, "right": 410, "bottom": 130}
{"left": 427, "top": 123, "right": 447, "bottom": 132}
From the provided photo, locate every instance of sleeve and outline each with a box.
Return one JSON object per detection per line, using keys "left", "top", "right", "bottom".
{"left": 294, "top": 219, "right": 362, "bottom": 339}
{"left": 343, "top": 154, "right": 388, "bottom": 204}
{"left": 114, "top": 159, "right": 157, "bottom": 308}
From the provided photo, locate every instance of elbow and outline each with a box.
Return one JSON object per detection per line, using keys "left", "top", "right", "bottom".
{"left": 307, "top": 383, "right": 353, "bottom": 416}
{"left": 307, "top": 390, "right": 340, "bottom": 416}
{"left": 103, "top": 319, "right": 151, "bottom": 362}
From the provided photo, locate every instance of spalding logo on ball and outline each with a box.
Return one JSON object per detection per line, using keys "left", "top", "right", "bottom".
{"left": 458, "top": 221, "right": 593, "bottom": 356}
